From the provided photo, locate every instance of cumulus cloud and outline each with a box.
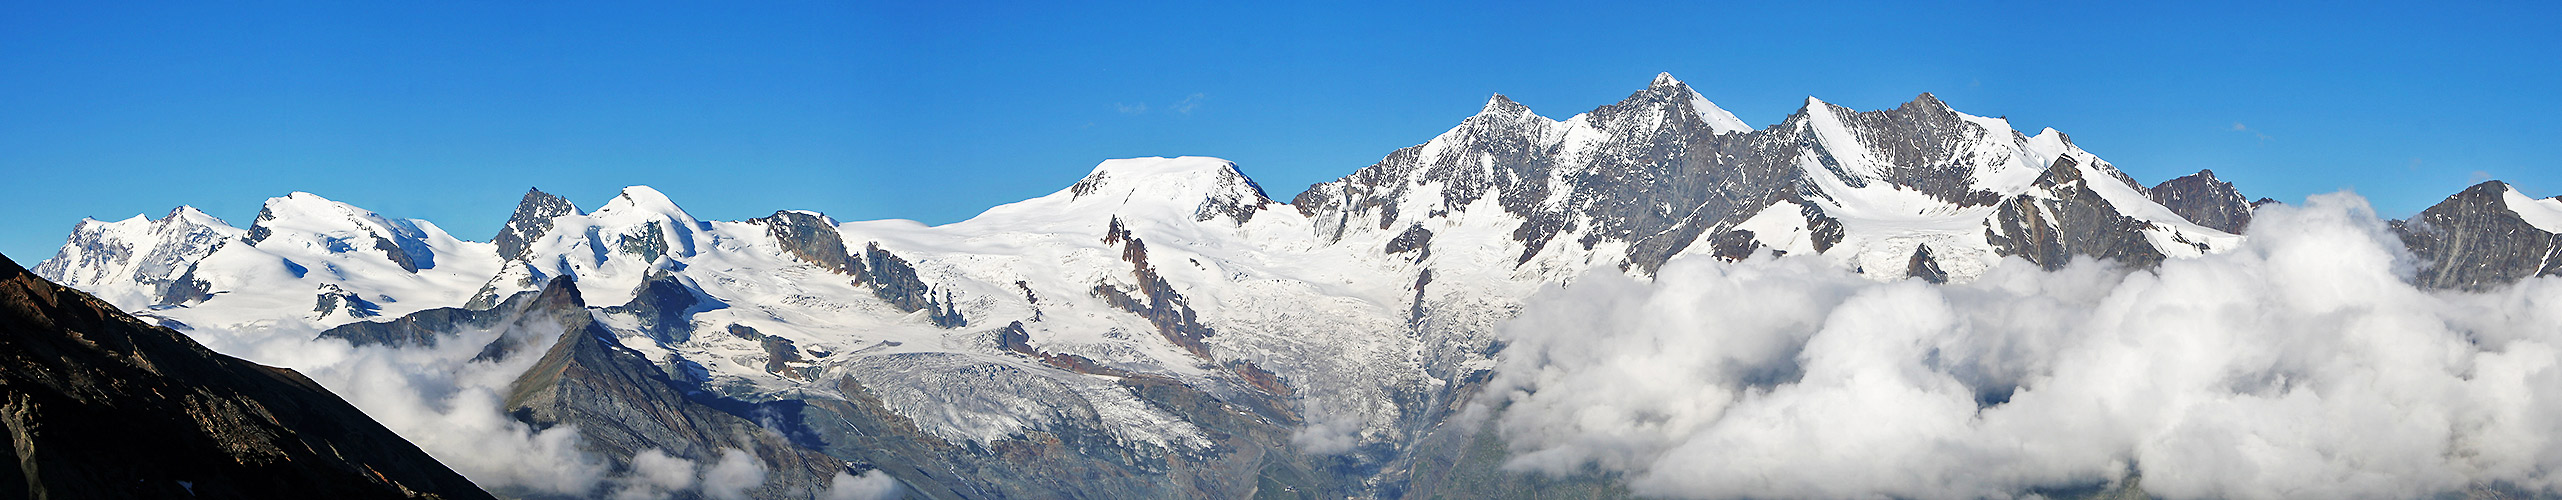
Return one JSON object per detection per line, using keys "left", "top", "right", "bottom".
{"left": 1485, "top": 192, "right": 2562, "bottom": 499}
{"left": 186, "top": 319, "right": 613, "bottom": 496}
{"left": 700, "top": 448, "right": 769, "bottom": 500}
{"left": 610, "top": 449, "right": 698, "bottom": 500}
{"left": 1290, "top": 399, "right": 1367, "bottom": 455}
{"left": 824, "top": 470, "right": 905, "bottom": 500}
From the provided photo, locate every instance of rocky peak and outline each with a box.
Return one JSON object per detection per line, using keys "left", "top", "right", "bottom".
{"left": 1475, "top": 94, "right": 1537, "bottom": 120}
{"left": 1579, "top": 73, "right": 1751, "bottom": 136}
{"left": 1789, "top": 92, "right": 2022, "bottom": 204}
{"left": 1903, "top": 92, "right": 1951, "bottom": 112}
{"left": 753, "top": 210, "right": 865, "bottom": 276}
{"left": 2394, "top": 180, "right": 2562, "bottom": 290}
{"left": 493, "top": 188, "right": 580, "bottom": 261}
{"left": 2150, "top": 169, "right": 2255, "bottom": 234}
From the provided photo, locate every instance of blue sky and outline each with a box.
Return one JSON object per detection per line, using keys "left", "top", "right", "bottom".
{"left": 3, "top": 1, "right": 2555, "bottom": 261}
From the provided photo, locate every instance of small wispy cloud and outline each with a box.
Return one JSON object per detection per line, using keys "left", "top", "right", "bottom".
{"left": 1115, "top": 102, "right": 1149, "bottom": 115}
{"left": 2230, "top": 122, "right": 2273, "bottom": 141}
{"left": 1173, "top": 93, "right": 1206, "bottom": 115}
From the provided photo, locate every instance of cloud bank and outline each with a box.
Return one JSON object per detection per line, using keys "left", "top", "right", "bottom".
{"left": 1486, "top": 193, "right": 2562, "bottom": 499}
{"left": 187, "top": 320, "right": 615, "bottom": 495}
{"left": 185, "top": 317, "right": 780, "bottom": 497}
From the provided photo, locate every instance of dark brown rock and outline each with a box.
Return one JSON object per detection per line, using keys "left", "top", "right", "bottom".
{"left": 2150, "top": 169, "right": 2255, "bottom": 234}
{"left": 1985, "top": 157, "right": 2169, "bottom": 271}
{"left": 2393, "top": 181, "right": 2562, "bottom": 290}
{"left": 1908, "top": 244, "right": 1950, "bottom": 284}
{"left": 492, "top": 188, "right": 580, "bottom": 261}
{"left": 0, "top": 252, "right": 493, "bottom": 499}
{"left": 499, "top": 277, "right": 851, "bottom": 499}
{"left": 752, "top": 210, "right": 864, "bottom": 276}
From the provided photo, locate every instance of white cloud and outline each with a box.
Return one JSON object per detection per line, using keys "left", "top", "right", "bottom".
{"left": 824, "top": 470, "right": 905, "bottom": 500}
{"left": 700, "top": 448, "right": 768, "bottom": 500}
{"left": 1289, "top": 399, "right": 1365, "bottom": 455}
{"left": 186, "top": 319, "right": 612, "bottom": 496}
{"left": 609, "top": 449, "right": 699, "bottom": 500}
{"left": 1485, "top": 192, "right": 2562, "bottom": 499}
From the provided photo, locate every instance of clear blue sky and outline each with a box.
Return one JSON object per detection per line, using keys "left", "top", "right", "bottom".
{"left": 4, "top": 1, "right": 2556, "bottom": 262}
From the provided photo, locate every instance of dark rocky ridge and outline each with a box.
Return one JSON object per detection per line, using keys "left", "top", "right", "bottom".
{"left": 599, "top": 271, "right": 714, "bottom": 345}
{"left": 1908, "top": 244, "right": 1950, "bottom": 284}
{"left": 1290, "top": 82, "right": 2170, "bottom": 277}
{"left": 1985, "top": 157, "right": 2171, "bottom": 271}
{"left": 2150, "top": 169, "right": 2255, "bottom": 234}
{"left": 493, "top": 188, "right": 581, "bottom": 261}
{"left": 496, "top": 277, "right": 854, "bottom": 500}
{"left": 319, "top": 290, "right": 537, "bottom": 348}
{"left": 1096, "top": 218, "right": 1218, "bottom": 360}
{"left": 0, "top": 252, "right": 493, "bottom": 499}
{"left": 861, "top": 243, "right": 963, "bottom": 328}
{"left": 2394, "top": 180, "right": 2562, "bottom": 291}
{"left": 753, "top": 210, "right": 865, "bottom": 276}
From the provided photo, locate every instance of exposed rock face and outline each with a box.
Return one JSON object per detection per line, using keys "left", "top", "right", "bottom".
{"left": 724, "top": 325, "right": 808, "bottom": 378}
{"left": 1986, "top": 157, "right": 2171, "bottom": 271}
{"left": 1096, "top": 218, "right": 1216, "bottom": 360}
{"left": 752, "top": 211, "right": 864, "bottom": 276}
{"left": 493, "top": 188, "right": 580, "bottom": 261}
{"left": 1293, "top": 76, "right": 1784, "bottom": 270}
{"left": 2150, "top": 169, "right": 2255, "bottom": 234}
{"left": 2393, "top": 181, "right": 2562, "bottom": 290}
{"left": 1291, "top": 80, "right": 2203, "bottom": 280}
{"left": 599, "top": 271, "right": 709, "bottom": 345}
{"left": 1908, "top": 244, "right": 1950, "bottom": 284}
{"left": 319, "top": 286, "right": 550, "bottom": 349}
{"left": 0, "top": 252, "right": 492, "bottom": 499}
{"left": 496, "top": 277, "right": 851, "bottom": 500}
{"left": 860, "top": 243, "right": 962, "bottom": 328}
{"left": 314, "top": 283, "right": 384, "bottom": 320}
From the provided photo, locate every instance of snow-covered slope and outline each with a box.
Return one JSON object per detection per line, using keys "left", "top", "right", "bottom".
{"left": 2504, "top": 185, "right": 2562, "bottom": 233}
{"left": 33, "top": 74, "right": 2265, "bottom": 498}
{"left": 38, "top": 193, "right": 500, "bottom": 330}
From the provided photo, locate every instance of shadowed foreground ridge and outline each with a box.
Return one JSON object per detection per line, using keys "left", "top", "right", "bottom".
{"left": 0, "top": 251, "right": 493, "bottom": 499}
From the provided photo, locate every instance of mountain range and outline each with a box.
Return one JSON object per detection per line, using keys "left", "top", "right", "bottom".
{"left": 23, "top": 73, "right": 2562, "bottom": 499}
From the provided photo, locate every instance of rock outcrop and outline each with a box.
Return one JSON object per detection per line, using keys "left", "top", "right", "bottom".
{"left": 2150, "top": 169, "right": 2255, "bottom": 234}
{"left": 0, "top": 252, "right": 493, "bottom": 499}
{"left": 2393, "top": 180, "right": 2562, "bottom": 290}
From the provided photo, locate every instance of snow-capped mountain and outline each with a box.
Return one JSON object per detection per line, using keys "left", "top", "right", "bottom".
{"left": 2394, "top": 180, "right": 2562, "bottom": 290}
{"left": 32, "top": 73, "right": 2428, "bottom": 498}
